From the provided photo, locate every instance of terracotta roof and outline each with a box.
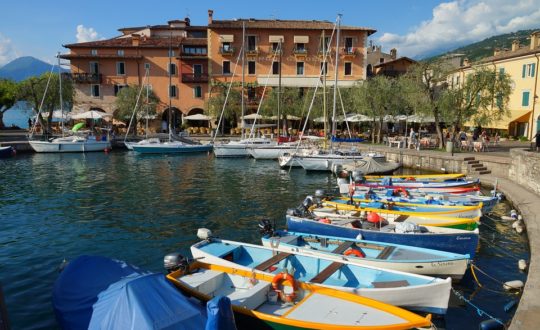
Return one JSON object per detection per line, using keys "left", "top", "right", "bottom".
{"left": 478, "top": 46, "right": 540, "bottom": 64}
{"left": 181, "top": 38, "right": 207, "bottom": 46}
{"left": 373, "top": 57, "right": 416, "bottom": 67}
{"left": 209, "top": 19, "right": 376, "bottom": 35}
{"left": 64, "top": 36, "right": 184, "bottom": 49}
{"left": 59, "top": 54, "right": 143, "bottom": 60}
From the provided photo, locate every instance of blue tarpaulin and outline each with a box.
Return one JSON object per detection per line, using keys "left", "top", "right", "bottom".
{"left": 206, "top": 296, "right": 236, "bottom": 330}
{"left": 52, "top": 255, "right": 207, "bottom": 330}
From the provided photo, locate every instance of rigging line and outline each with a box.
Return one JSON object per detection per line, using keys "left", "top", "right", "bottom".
{"left": 470, "top": 264, "right": 521, "bottom": 295}
{"left": 247, "top": 41, "right": 280, "bottom": 140}
{"left": 124, "top": 69, "right": 149, "bottom": 143}
{"left": 29, "top": 63, "right": 56, "bottom": 138}
{"left": 212, "top": 44, "right": 244, "bottom": 144}
{"left": 325, "top": 44, "right": 352, "bottom": 139}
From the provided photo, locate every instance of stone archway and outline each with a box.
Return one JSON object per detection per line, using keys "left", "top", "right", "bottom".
{"left": 161, "top": 107, "right": 182, "bottom": 133}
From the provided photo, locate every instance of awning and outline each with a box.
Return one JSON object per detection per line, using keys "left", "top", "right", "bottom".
{"left": 220, "top": 34, "right": 234, "bottom": 42}
{"left": 468, "top": 110, "right": 531, "bottom": 130}
{"left": 294, "top": 36, "right": 309, "bottom": 43}
{"left": 269, "top": 35, "right": 284, "bottom": 43}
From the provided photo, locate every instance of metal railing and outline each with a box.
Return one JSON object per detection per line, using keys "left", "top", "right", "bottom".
{"left": 181, "top": 73, "right": 209, "bottom": 83}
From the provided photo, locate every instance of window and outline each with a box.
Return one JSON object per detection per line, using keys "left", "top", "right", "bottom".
{"left": 222, "top": 42, "right": 232, "bottom": 52}
{"left": 169, "top": 85, "right": 177, "bottom": 98}
{"left": 144, "top": 63, "right": 151, "bottom": 71}
{"left": 499, "top": 67, "right": 505, "bottom": 75}
{"left": 247, "top": 36, "right": 257, "bottom": 52}
{"left": 169, "top": 63, "right": 177, "bottom": 75}
{"left": 379, "top": 58, "right": 384, "bottom": 63}
{"left": 522, "top": 91, "right": 530, "bottom": 107}
{"left": 193, "top": 64, "right": 203, "bottom": 76}
{"left": 168, "top": 49, "right": 175, "bottom": 57}
{"left": 114, "top": 84, "right": 127, "bottom": 96}
{"left": 295, "top": 43, "right": 306, "bottom": 53}
{"left": 344, "top": 37, "right": 353, "bottom": 53}
{"left": 496, "top": 94, "right": 503, "bottom": 108}
{"left": 272, "top": 61, "right": 279, "bottom": 75}
{"left": 320, "top": 36, "right": 331, "bottom": 52}
{"left": 248, "top": 61, "right": 256, "bottom": 75}
{"left": 116, "top": 62, "right": 125, "bottom": 75}
{"left": 296, "top": 62, "right": 304, "bottom": 75}
{"left": 91, "top": 84, "right": 100, "bottom": 97}
{"left": 271, "top": 42, "right": 280, "bottom": 52}
{"left": 89, "top": 62, "right": 99, "bottom": 74}
{"left": 320, "top": 62, "right": 328, "bottom": 75}
{"left": 344, "top": 62, "right": 352, "bottom": 76}
{"left": 522, "top": 63, "right": 536, "bottom": 78}
{"left": 144, "top": 84, "right": 153, "bottom": 91}
{"left": 91, "top": 49, "right": 98, "bottom": 55}
{"left": 194, "top": 86, "right": 202, "bottom": 98}
{"left": 183, "top": 46, "right": 207, "bottom": 55}
{"left": 117, "top": 49, "right": 124, "bottom": 56}
{"left": 223, "top": 61, "right": 231, "bottom": 75}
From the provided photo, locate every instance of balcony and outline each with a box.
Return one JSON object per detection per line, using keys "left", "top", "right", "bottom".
{"left": 246, "top": 47, "right": 259, "bottom": 56}
{"left": 66, "top": 73, "right": 102, "bottom": 84}
{"left": 341, "top": 47, "right": 356, "bottom": 56}
{"left": 181, "top": 73, "right": 209, "bottom": 83}
{"left": 219, "top": 47, "right": 235, "bottom": 56}
{"left": 293, "top": 47, "right": 308, "bottom": 57}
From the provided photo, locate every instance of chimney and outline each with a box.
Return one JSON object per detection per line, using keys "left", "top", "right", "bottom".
{"left": 208, "top": 9, "right": 214, "bottom": 25}
{"left": 512, "top": 39, "right": 520, "bottom": 51}
{"left": 132, "top": 33, "right": 140, "bottom": 47}
{"left": 390, "top": 48, "right": 397, "bottom": 59}
{"left": 531, "top": 31, "right": 540, "bottom": 50}
{"left": 493, "top": 48, "right": 500, "bottom": 56}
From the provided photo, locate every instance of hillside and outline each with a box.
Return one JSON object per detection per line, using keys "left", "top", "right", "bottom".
{"left": 431, "top": 28, "right": 539, "bottom": 62}
{"left": 0, "top": 56, "right": 68, "bottom": 81}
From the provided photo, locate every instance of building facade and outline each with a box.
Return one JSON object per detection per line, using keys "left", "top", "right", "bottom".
{"left": 448, "top": 32, "right": 540, "bottom": 139}
{"left": 61, "top": 10, "right": 375, "bottom": 131}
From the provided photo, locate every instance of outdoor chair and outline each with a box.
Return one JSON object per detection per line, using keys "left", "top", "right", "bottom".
{"left": 461, "top": 140, "right": 472, "bottom": 151}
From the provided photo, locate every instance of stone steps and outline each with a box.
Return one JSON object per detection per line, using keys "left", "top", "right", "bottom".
{"left": 464, "top": 157, "right": 491, "bottom": 175}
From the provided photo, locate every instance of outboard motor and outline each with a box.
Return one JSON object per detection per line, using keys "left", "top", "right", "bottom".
{"left": 314, "top": 189, "right": 326, "bottom": 205}
{"left": 302, "top": 195, "right": 314, "bottom": 210}
{"left": 164, "top": 252, "right": 190, "bottom": 273}
{"left": 258, "top": 219, "right": 274, "bottom": 237}
{"left": 352, "top": 170, "right": 365, "bottom": 183}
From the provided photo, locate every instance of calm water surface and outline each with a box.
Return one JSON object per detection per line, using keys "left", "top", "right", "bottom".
{"left": 0, "top": 151, "right": 529, "bottom": 329}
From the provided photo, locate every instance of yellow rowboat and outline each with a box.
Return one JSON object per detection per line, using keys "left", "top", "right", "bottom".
{"left": 364, "top": 173, "right": 465, "bottom": 181}
{"left": 167, "top": 261, "right": 432, "bottom": 330}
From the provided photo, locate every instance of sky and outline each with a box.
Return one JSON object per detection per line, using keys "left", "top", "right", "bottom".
{"left": 1, "top": 0, "right": 540, "bottom": 66}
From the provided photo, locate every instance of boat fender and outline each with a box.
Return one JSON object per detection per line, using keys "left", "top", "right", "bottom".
{"left": 501, "top": 216, "right": 514, "bottom": 221}
{"left": 503, "top": 280, "right": 524, "bottom": 291}
{"left": 511, "top": 220, "right": 522, "bottom": 229}
{"left": 367, "top": 212, "right": 382, "bottom": 223}
{"left": 515, "top": 223, "right": 524, "bottom": 234}
{"left": 344, "top": 248, "right": 365, "bottom": 258}
{"left": 319, "top": 218, "right": 331, "bottom": 224}
{"left": 271, "top": 272, "right": 297, "bottom": 303}
{"left": 518, "top": 259, "right": 527, "bottom": 271}
{"left": 355, "top": 234, "right": 363, "bottom": 240}
{"left": 479, "top": 319, "right": 504, "bottom": 330}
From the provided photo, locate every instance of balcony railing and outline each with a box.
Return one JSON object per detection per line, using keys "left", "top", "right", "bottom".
{"left": 66, "top": 73, "right": 102, "bottom": 84}
{"left": 181, "top": 73, "right": 209, "bottom": 83}
{"left": 341, "top": 47, "right": 356, "bottom": 55}
{"left": 219, "top": 47, "right": 235, "bottom": 55}
{"left": 293, "top": 47, "right": 308, "bottom": 55}
{"left": 246, "top": 47, "right": 259, "bottom": 55}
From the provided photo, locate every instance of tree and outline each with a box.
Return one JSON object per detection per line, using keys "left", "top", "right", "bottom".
{"left": 439, "top": 67, "right": 512, "bottom": 140}
{"left": 260, "top": 87, "right": 312, "bottom": 134}
{"left": 400, "top": 59, "right": 452, "bottom": 148}
{"left": 0, "top": 79, "right": 18, "bottom": 129}
{"left": 18, "top": 72, "right": 73, "bottom": 135}
{"left": 113, "top": 85, "right": 159, "bottom": 135}
{"left": 206, "top": 81, "right": 242, "bottom": 135}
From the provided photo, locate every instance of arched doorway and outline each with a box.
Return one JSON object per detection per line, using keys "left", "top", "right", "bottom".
{"left": 184, "top": 108, "right": 210, "bottom": 134}
{"left": 161, "top": 107, "right": 182, "bottom": 133}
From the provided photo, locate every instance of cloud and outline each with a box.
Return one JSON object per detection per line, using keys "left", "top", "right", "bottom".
{"left": 377, "top": 0, "right": 540, "bottom": 59}
{"left": 76, "top": 25, "right": 102, "bottom": 43}
{"left": 0, "top": 33, "right": 17, "bottom": 66}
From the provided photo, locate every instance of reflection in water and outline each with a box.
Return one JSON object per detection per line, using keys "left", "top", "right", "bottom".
{"left": 0, "top": 152, "right": 529, "bottom": 329}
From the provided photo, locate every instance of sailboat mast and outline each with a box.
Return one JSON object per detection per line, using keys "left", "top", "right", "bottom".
{"left": 277, "top": 39, "right": 282, "bottom": 138}
{"left": 57, "top": 52, "right": 64, "bottom": 137}
{"left": 330, "top": 15, "right": 341, "bottom": 152}
{"left": 168, "top": 33, "right": 173, "bottom": 141}
{"left": 322, "top": 30, "right": 327, "bottom": 149}
{"left": 145, "top": 68, "right": 149, "bottom": 139}
{"left": 241, "top": 22, "right": 246, "bottom": 139}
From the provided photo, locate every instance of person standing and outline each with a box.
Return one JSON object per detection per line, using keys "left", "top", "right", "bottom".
{"left": 409, "top": 128, "right": 417, "bottom": 149}
{"left": 28, "top": 117, "right": 32, "bottom": 129}
{"left": 534, "top": 130, "right": 540, "bottom": 152}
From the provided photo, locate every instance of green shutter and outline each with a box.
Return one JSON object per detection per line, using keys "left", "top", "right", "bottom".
{"left": 522, "top": 91, "right": 530, "bottom": 106}
{"left": 532, "top": 63, "right": 536, "bottom": 77}
{"left": 499, "top": 68, "right": 505, "bottom": 74}
{"left": 522, "top": 64, "right": 526, "bottom": 78}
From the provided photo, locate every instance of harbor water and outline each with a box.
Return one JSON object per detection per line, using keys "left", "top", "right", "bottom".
{"left": 0, "top": 151, "right": 529, "bottom": 329}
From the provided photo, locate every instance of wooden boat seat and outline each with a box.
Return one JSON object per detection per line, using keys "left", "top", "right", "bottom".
{"left": 310, "top": 262, "right": 344, "bottom": 284}
{"left": 331, "top": 241, "right": 355, "bottom": 254}
{"left": 371, "top": 280, "right": 409, "bottom": 288}
{"left": 254, "top": 252, "right": 292, "bottom": 271}
{"left": 376, "top": 246, "right": 396, "bottom": 259}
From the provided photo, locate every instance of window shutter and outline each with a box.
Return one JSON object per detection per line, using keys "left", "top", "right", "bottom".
{"left": 523, "top": 91, "right": 530, "bottom": 106}
{"left": 532, "top": 63, "right": 536, "bottom": 77}
{"left": 522, "top": 64, "right": 526, "bottom": 78}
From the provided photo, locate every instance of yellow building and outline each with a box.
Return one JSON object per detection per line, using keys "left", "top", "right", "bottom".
{"left": 448, "top": 31, "right": 540, "bottom": 139}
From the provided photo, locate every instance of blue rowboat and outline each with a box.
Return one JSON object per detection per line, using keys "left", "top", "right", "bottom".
{"left": 359, "top": 179, "right": 480, "bottom": 189}
{"left": 260, "top": 229, "right": 470, "bottom": 281}
{"left": 190, "top": 233, "right": 452, "bottom": 314}
{"left": 286, "top": 215, "right": 479, "bottom": 257}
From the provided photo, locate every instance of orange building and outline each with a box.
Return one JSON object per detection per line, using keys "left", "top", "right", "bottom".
{"left": 61, "top": 10, "right": 375, "bottom": 132}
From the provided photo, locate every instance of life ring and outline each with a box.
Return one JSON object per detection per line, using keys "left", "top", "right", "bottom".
{"left": 392, "top": 187, "right": 410, "bottom": 198}
{"left": 271, "top": 272, "right": 297, "bottom": 302}
{"left": 344, "top": 248, "right": 365, "bottom": 258}
{"left": 405, "top": 177, "right": 416, "bottom": 181}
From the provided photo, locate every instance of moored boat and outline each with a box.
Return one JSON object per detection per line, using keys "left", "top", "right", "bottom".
{"left": 166, "top": 260, "right": 433, "bottom": 329}
{"left": 29, "top": 136, "right": 111, "bottom": 153}
{"left": 0, "top": 146, "right": 14, "bottom": 158}
{"left": 131, "top": 140, "right": 212, "bottom": 154}
{"left": 213, "top": 137, "right": 275, "bottom": 158}
{"left": 189, "top": 232, "right": 452, "bottom": 314}
{"left": 260, "top": 228, "right": 470, "bottom": 281}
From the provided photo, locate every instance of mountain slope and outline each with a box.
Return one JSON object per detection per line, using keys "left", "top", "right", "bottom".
{"left": 0, "top": 56, "right": 68, "bottom": 81}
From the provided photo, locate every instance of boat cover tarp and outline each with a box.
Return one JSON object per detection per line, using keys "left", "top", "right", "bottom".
{"left": 338, "top": 157, "right": 401, "bottom": 175}
{"left": 52, "top": 255, "right": 207, "bottom": 330}
{"left": 206, "top": 296, "right": 237, "bottom": 330}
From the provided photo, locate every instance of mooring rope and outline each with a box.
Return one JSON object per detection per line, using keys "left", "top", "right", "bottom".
{"left": 470, "top": 264, "right": 522, "bottom": 295}
{"left": 451, "top": 287, "right": 506, "bottom": 328}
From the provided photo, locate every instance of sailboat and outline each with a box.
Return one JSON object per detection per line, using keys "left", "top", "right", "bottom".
{"left": 285, "top": 17, "right": 384, "bottom": 170}
{"left": 29, "top": 53, "right": 112, "bottom": 153}
{"left": 132, "top": 36, "right": 212, "bottom": 154}
{"left": 213, "top": 22, "right": 276, "bottom": 158}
